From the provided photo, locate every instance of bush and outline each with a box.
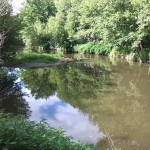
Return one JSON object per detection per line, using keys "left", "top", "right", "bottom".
{"left": 74, "top": 43, "right": 111, "bottom": 55}
{"left": 0, "top": 114, "right": 94, "bottom": 150}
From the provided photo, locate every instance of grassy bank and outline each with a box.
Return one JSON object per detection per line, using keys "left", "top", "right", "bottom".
{"left": 74, "top": 43, "right": 150, "bottom": 63}
{"left": 8, "top": 52, "right": 63, "bottom": 64}
{"left": 0, "top": 114, "right": 94, "bottom": 150}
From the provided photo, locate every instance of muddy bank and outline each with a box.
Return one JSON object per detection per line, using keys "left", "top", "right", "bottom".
{"left": 1, "top": 59, "right": 74, "bottom": 68}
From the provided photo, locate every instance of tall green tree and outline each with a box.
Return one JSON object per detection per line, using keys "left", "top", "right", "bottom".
{"left": 20, "top": 0, "right": 57, "bottom": 51}
{"left": 0, "top": 0, "right": 22, "bottom": 60}
{"left": 0, "top": 0, "right": 10, "bottom": 57}
{"left": 20, "top": 0, "right": 150, "bottom": 59}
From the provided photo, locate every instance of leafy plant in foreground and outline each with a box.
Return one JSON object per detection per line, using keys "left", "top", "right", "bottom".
{"left": 0, "top": 114, "right": 94, "bottom": 150}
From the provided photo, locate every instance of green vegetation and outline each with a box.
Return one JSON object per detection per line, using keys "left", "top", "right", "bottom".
{"left": 74, "top": 43, "right": 111, "bottom": 55}
{"left": 8, "top": 52, "right": 63, "bottom": 64}
{"left": 0, "top": 114, "right": 94, "bottom": 150}
{"left": 1, "top": 0, "right": 150, "bottom": 62}
{"left": 0, "top": 0, "right": 22, "bottom": 60}
{"left": 19, "top": 0, "right": 150, "bottom": 62}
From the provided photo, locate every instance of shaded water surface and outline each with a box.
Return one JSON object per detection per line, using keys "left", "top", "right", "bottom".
{"left": 0, "top": 54, "right": 150, "bottom": 150}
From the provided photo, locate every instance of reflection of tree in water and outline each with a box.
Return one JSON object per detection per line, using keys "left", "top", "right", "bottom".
{"left": 21, "top": 68, "right": 57, "bottom": 99}
{"left": 21, "top": 58, "right": 150, "bottom": 149}
{"left": 62, "top": 62, "right": 150, "bottom": 150}
{"left": 58, "top": 62, "right": 150, "bottom": 150}
{"left": 0, "top": 68, "right": 31, "bottom": 118}
{"left": 21, "top": 63, "right": 110, "bottom": 101}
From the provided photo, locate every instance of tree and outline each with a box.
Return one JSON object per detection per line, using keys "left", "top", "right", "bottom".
{"left": 19, "top": 0, "right": 150, "bottom": 59}
{"left": 0, "top": 0, "right": 22, "bottom": 60}
{"left": 20, "top": 0, "right": 57, "bottom": 51}
{"left": 0, "top": 0, "right": 9, "bottom": 54}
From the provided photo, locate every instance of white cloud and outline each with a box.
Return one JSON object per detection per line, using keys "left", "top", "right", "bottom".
{"left": 23, "top": 88, "right": 104, "bottom": 144}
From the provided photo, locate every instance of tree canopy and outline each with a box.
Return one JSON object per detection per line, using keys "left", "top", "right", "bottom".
{"left": 0, "top": 0, "right": 150, "bottom": 62}
{"left": 19, "top": 0, "right": 150, "bottom": 60}
{"left": 0, "top": 0, "right": 22, "bottom": 59}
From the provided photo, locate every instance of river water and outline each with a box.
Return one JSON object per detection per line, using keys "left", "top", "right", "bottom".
{"left": 0, "top": 54, "right": 150, "bottom": 150}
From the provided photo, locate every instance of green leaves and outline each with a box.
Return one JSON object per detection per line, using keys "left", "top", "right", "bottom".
{"left": 20, "top": 0, "right": 150, "bottom": 60}
{"left": 20, "top": 0, "right": 57, "bottom": 51}
{"left": 21, "top": 0, "right": 56, "bottom": 23}
{"left": 0, "top": 114, "right": 94, "bottom": 150}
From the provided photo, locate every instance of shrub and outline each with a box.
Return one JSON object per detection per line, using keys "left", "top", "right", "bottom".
{"left": 0, "top": 114, "right": 94, "bottom": 150}
{"left": 74, "top": 43, "right": 111, "bottom": 55}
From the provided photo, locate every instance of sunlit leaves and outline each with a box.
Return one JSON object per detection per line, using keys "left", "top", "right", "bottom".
{"left": 0, "top": 114, "right": 94, "bottom": 150}
{"left": 20, "top": 0, "right": 150, "bottom": 55}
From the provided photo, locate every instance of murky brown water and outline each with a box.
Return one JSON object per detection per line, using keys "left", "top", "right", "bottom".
{"left": 0, "top": 54, "right": 150, "bottom": 150}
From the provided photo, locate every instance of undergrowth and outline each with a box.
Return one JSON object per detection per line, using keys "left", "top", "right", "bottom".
{"left": 0, "top": 114, "right": 94, "bottom": 150}
{"left": 74, "top": 43, "right": 150, "bottom": 63}
{"left": 74, "top": 43, "right": 111, "bottom": 55}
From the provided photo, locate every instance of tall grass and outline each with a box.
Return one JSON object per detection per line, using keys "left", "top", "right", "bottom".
{"left": 8, "top": 52, "right": 63, "bottom": 64}
{"left": 0, "top": 114, "right": 94, "bottom": 150}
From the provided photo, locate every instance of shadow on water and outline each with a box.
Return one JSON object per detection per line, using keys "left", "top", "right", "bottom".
{"left": 0, "top": 68, "right": 31, "bottom": 118}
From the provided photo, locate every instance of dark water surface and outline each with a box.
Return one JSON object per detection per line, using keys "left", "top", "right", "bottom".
{"left": 1, "top": 54, "right": 150, "bottom": 150}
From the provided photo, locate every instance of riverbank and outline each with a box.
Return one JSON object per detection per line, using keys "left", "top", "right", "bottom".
{"left": 1, "top": 52, "right": 72, "bottom": 68}
{"left": 1, "top": 52, "right": 94, "bottom": 68}
{"left": 2, "top": 60, "right": 74, "bottom": 68}
{"left": 74, "top": 43, "right": 150, "bottom": 63}
{"left": 1, "top": 49, "right": 150, "bottom": 69}
{"left": 8, "top": 52, "right": 64, "bottom": 64}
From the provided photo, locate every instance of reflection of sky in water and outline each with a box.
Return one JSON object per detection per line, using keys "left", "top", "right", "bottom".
{"left": 22, "top": 87, "right": 104, "bottom": 144}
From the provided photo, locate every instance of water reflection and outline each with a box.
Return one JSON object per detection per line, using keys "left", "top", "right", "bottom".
{"left": 22, "top": 88, "right": 104, "bottom": 144}
{"left": 21, "top": 57, "right": 150, "bottom": 149}
{"left": 1, "top": 55, "right": 150, "bottom": 149}
{"left": 0, "top": 68, "right": 31, "bottom": 118}
{"left": 21, "top": 63, "right": 110, "bottom": 101}
{"left": 20, "top": 62, "right": 110, "bottom": 144}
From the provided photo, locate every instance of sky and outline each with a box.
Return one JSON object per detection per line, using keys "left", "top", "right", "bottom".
{"left": 10, "top": 0, "right": 25, "bottom": 14}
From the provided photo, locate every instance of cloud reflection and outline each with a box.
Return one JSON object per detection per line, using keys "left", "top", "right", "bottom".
{"left": 23, "top": 88, "right": 104, "bottom": 144}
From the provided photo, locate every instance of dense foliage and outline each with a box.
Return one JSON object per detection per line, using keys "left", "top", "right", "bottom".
{"left": 0, "top": 0, "right": 150, "bottom": 62}
{"left": 0, "top": 0, "right": 22, "bottom": 59}
{"left": 19, "top": 0, "right": 150, "bottom": 61}
{"left": 0, "top": 114, "right": 94, "bottom": 150}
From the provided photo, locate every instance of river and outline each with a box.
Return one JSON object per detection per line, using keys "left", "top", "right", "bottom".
{"left": 0, "top": 54, "right": 150, "bottom": 150}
